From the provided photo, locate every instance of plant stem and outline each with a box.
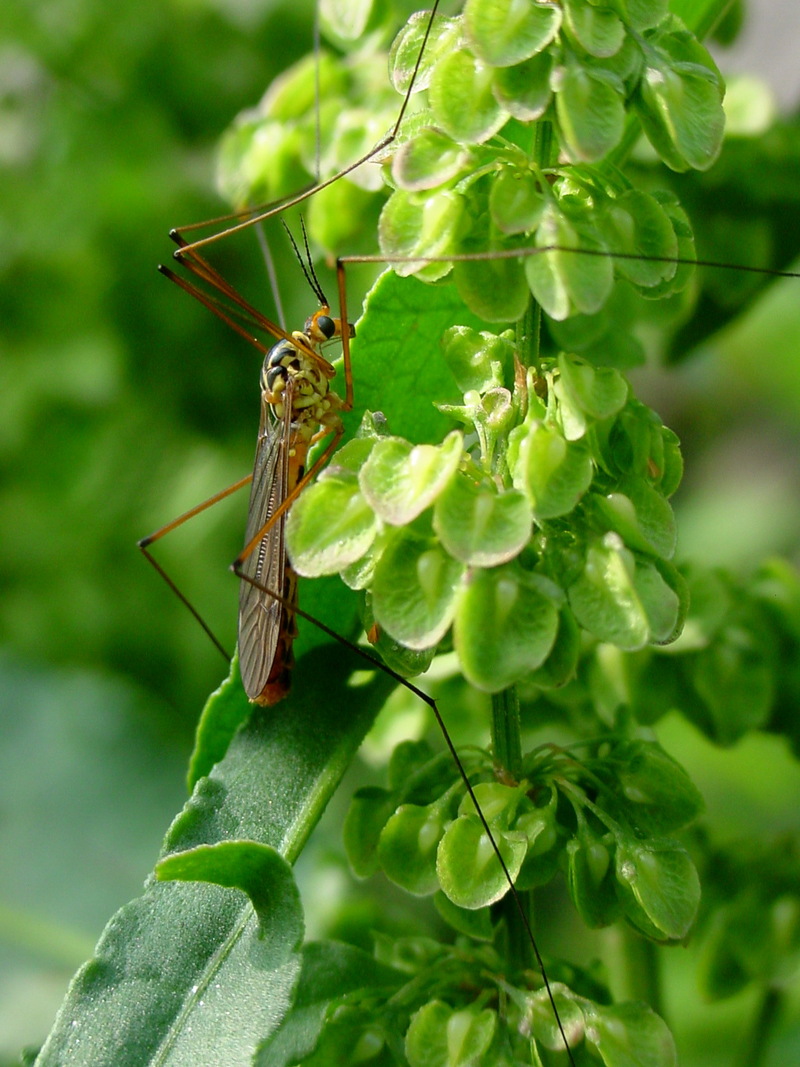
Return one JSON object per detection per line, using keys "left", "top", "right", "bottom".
{"left": 615, "top": 925, "right": 662, "bottom": 1016}
{"left": 532, "top": 117, "right": 555, "bottom": 168}
{"left": 515, "top": 116, "right": 550, "bottom": 369}
{"left": 515, "top": 300, "right": 540, "bottom": 371}
{"left": 490, "top": 687, "right": 534, "bottom": 970}
{"left": 491, "top": 687, "right": 523, "bottom": 780}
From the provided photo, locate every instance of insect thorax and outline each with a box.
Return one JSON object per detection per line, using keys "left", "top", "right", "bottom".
{"left": 262, "top": 332, "right": 343, "bottom": 440}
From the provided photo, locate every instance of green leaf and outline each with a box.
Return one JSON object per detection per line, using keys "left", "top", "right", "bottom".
{"left": 217, "top": 118, "right": 308, "bottom": 210}
{"left": 547, "top": 293, "right": 645, "bottom": 371}
{"left": 492, "top": 49, "right": 554, "bottom": 120}
{"left": 433, "top": 892, "right": 495, "bottom": 941}
{"left": 689, "top": 628, "right": 774, "bottom": 743}
{"left": 440, "top": 325, "right": 515, "bottom": 394}
{"left": 625, "top": 0, "right": 669, "bottom": 32}
{"left": 490, "top": 168, "right": 546, "bottom": 235}
{"left": 566, "top": 829, "right": 622, "bottom": 928}
{"left": 188, "top": 655, "right": 253, "bottom": 788}
{"left": 554, "top": 61, "right": 626, "bottom": 162}
{"left": 406, "top": 1001, "right": 497, "bottom": 1067}
{"left": 527, "top": 985, "right": 586, "bottom": 1051}
{"left": 555, "top": 352, "right": 629, "bottom": 438}
{"left": 563, "top": 0, "right": 625, "bottom": 58}
{"left": 434, "top": 474, "right": 532, "bottom": 566}
{"left": 372, "top": 531, "right": 464, "bottom": 649}
{"left": 256, "top": 52, "right": 344, "bottom": 124}
{"left": 586, "top": 1002, "right": 677, "bottom": 1067}
{"left": 633, "top": 560, "right": 682, "bottom": 643}
{"left": 387, "top": 743, "right": 461, "bottom": 802}
{"left": 387, "top": 739, "right": 439, "bottom": 793}
{"left": 343, "top": 786, "right": 398, "bottom": 877}
{"left": 429, "top": 49, "right": 506, "bottom": 143}
{"left": 378, "top": 800, "right": 450, "bottom": 895}
{"left": 465, "top": 0, "right": 562, "bottom": 67}
{"left": 596, "top": 400, "right": 681, "bottom": 486}
{"left": 393, "top": 128, "right": 473, "bottom": 192}
{"left": 437, "top": 815, "right": 528, "bottom": 908}
{"left": 390, "top": 10, "right": 459, "bottom": 95}
{"left": 611, "top": 741, "right": 704, "bottom": 835}
{"left": 616, "top": 839, "right": 700, "bottom": 940}
{"left": 634, "top": 22, "right": 725, "bottom": 171}
{"left": 319, "top": 0, "right": 376, "bottom": 41}
{"left": 602, "top": 189, "right": 679, "bottom": 289}
{"left": 379, "top": 189, "right": 462, "bottom": 280}
{"left": 592, "top": 481, "right": 676, "bottom": 559}
{"left": 306, "top": 171, "right": 384, "bottom": 255}
{"left": 360, "top": 431, "right": 463, "bottom": 525}
{"left": 658, "top": 429, "right": 682, "bottom": 496}
{"left": 157, "top": 841, "right": 302, "bottom": 942}
{"left": 452, "top": 244, "right": 532, "bottom": 323}
{"left": 456, "top": 780, "right": 522, "bottom": 825}
{"left": 363, "top": 593, "right": 439, "bottom": 677}
{"left": 567, "top": 536, "right": 650, "bottom": 649}
{"left": 522, "top": 607, "right": 581, "bottom": 689}
{"left": 36, "top": 644, "right": 394, "bottom": 1066}
{"left": 643, "top": 190, "right": 696, "bottom": 299}
{"left": 526, "top": 206, "right": 614, "bottom": 319}
{"left": 699, "top": 882, "right": 792, "bottom": 1001}
{"left": 287, "top": 471, "right": 378, "bottom": 576}
{"left": 514, "top": 789, "right": 562, "bottom": 888}
{"left": 296, "top": 1003, "right": 388, "bottom": 1066}
{"left": 347, "top": 271, "right": 490, "bottom": 446}
{"left": 510, "top": 420, "right": 594, "bottom": 519}
{"left": 454, "top": 564, "right": 560, "bottom": 691}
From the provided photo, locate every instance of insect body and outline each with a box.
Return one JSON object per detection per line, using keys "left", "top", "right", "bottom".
{"left": 238, "top": 306, "right": 353, "bottom": 704}
{"left": 143, "top": 233, "right": 354, "bottom": 706}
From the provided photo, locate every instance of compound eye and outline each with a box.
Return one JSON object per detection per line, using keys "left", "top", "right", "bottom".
{"left": 316, "top": 314, "right": 336, "bottom": 340}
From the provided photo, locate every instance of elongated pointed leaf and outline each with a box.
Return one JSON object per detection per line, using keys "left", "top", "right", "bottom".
{"left": 37, "top": 645, "right": 394, "bottom": 1066}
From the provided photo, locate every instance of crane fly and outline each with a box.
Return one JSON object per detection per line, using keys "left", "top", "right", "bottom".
{"left": 140, "top": 222, "right": 354, "bottom": 705}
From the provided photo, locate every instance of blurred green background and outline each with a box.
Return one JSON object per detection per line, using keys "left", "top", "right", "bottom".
{"left": 1, "top": 0, "right": 800, "bottom": 1061}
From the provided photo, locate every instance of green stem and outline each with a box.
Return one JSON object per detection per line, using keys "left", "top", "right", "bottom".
{"left": 494, "top": 105, "right": 555, "bottom": 996}
{"left": 611, "top": 925, "right": 663, "bottom": 1017}
{"left": 490, "top": 687, "right": 523, "bottom": 779}
{"left": 736, "top": 986, "right": 783, "bottom": 1067}
{"left": 490, "top": 688, "right": 533, "bottom": 971}
{"left": 515, "top": 301, "right": 540, "bottom": 371}
{"left": 532, "top": 118, "right": 555, "bottom": 168}
{"left": 517, "top": 114, "right": 551, "bottom": 370}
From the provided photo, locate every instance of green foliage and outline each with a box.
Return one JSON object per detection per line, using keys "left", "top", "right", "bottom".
{"left": 344, "top": 734, "right": 703, "bottom": 936}
{"left": 34, "top": 647, "right": 394, "bottom": 1065}
{"left": 288, "top": 313, "right": 684, "bottom": 684}
{"left": 9, "top": 0, "right": 800, "bottom": 1065}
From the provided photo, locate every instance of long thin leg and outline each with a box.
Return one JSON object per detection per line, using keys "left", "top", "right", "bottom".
{"left": 139, "top": 474, "right": 253, "bottom": 549}
{"left": 170, "top": 1, "right": 443, "bottom": 257}
{"left": 162, "top": 245, "right": 337, "bottom": 376}
{"left": 335, "top": 255, "right": 354, "bottom": 412}
{"left": 139, "top": 473, "right": 254, "bottom": 661}
{"left": 337, "top": 244, "right": 800, "bottom": 280}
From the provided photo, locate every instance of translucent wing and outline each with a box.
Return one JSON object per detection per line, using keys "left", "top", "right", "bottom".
{"left": 237, "top": 388, "right": 297, "bottom": 703}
